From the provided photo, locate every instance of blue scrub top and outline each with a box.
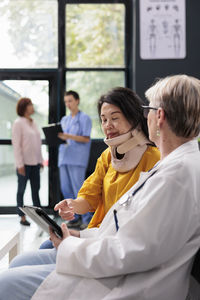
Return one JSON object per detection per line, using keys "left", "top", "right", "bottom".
{"left": 58, "top": 111, "right": 92, "bottom": 168}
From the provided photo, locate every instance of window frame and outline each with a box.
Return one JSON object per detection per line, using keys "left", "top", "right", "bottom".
{"left": 0, "top": 0, "right": 134, "bottom": 214}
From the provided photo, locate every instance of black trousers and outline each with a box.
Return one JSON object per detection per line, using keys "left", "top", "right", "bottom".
{"left": 16, "top": 164, "right": 41, "bottom": 216}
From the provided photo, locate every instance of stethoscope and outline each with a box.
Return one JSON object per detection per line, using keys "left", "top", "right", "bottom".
{"left": 120, "top": 169, "right": 158, "bottom": 208}
{"left": 113, "top": 169, "right": 158, "bottom": 231}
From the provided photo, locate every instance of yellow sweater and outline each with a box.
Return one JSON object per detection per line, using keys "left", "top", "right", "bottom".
{"left": 78, "top": 146, "right": 160, "bottom": 228}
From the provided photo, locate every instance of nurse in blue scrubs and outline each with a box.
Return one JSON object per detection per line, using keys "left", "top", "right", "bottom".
{"left": 57, "top": 90, "right": 93, "bottom": 228}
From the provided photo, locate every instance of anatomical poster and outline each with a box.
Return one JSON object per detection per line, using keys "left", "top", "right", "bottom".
{"left": 139, "top": 0, "right": 186, "bottom": 59}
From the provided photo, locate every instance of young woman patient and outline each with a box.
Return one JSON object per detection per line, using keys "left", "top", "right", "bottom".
{"left": 40, "top": 86, "right": 160, "bottom": 249}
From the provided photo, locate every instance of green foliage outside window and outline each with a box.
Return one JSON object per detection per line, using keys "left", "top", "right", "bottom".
{"left": 66, "top": 4, "right": 125, "bottom": 68}
{"left": 66, "top": 4, "right": 125, "bottom": 138}
{"left": 0, "top": 1, "right": 126, "bottom": 138}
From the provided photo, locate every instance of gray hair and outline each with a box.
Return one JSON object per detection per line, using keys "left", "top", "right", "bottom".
{"left": 145, "top": 74, "right": 200, "bottom": 138}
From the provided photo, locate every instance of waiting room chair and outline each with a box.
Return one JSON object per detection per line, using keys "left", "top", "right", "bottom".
{"left": 85, "top": 138, "right": 107, "bottom": 179}
{"left": 187, "top": 249, "right": 200, "bottom": 300}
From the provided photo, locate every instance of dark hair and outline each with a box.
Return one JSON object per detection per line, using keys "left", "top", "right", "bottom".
{"left": 16, "top": 97, "right": 32, "bottom": 117}
{"left": 64, "top": 90, "right": 80, "bottom": 101}
{"left": 97, "top": 87, "right": 149, "bottom": 139}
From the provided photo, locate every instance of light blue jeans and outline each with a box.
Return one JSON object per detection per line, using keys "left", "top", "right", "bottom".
{"left": 0, "top": 248, "right": 56, "bottom": 300}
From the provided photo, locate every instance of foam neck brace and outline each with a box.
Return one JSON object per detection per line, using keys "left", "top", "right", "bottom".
{"left": 104, "top": 129, "right": 149, "bottom": 154}
{"left": 104, "top": 129, "right": 149, "bottom": 172}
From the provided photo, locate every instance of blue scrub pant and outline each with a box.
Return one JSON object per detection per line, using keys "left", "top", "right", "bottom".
{"left": 17, "top": 164, "right": 41, "bottom": 216}
{"left": 0, "top": 248, "right": 56, "bottom": 300}
{"left": 59, "top": 164, "right": 93, "bottom": 224}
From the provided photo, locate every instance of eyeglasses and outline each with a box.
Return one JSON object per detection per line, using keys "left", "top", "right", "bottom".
{"left": 141, "top": 105, "right": 158, "bottom": 118}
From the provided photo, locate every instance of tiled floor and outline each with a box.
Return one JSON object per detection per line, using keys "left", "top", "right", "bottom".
{"left": 0, "top": 214, "right": 57, "bottom": 272}
{"left": 0, "top": 168, "right": 48, "bottom": 207}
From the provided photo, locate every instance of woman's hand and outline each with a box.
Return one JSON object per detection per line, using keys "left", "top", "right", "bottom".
{"left": 49, "top": 224, "right": 80, "bottom": 249}
{"left": 17, "top": 166, "right": 25, "bottom": 176}
{"left": 49, "top": 223, "right": 69, "bottom": 248}
{"left": 54, "top": 199, "right": 75, "bottom": 221}
{"left": 58, "top": 132, "right": 68, "bottom": 141}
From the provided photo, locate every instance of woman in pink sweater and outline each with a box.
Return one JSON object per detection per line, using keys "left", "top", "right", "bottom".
{"left": 12, "top": 97, "right": 43, "bottom": 226}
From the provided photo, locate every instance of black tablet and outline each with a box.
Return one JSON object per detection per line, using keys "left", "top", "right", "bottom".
{"left": 19, "top": 206, "right": 63, "bottom": 238}
{"left": 42, "top": 123, "right": 65, "bottom": 146}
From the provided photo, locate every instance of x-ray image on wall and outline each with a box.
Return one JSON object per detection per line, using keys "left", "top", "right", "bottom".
{"left": 139, "top": 0, "right": 186, "bottom": 59}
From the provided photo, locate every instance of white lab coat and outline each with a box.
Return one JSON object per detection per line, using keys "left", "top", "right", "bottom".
{"left": 32, "top": 140, "right": 200, "bottom": 300}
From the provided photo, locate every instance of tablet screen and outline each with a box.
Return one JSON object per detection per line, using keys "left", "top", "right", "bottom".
{"left": 19, "top": 206, "right": 63, "bottom": 238}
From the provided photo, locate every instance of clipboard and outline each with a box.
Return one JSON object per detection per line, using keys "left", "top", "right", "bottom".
{"left": 19, "top": 206, "right": 63, "bottom": 238}
{"left": 42, "top": 123, "right": 65, "bottom": 146}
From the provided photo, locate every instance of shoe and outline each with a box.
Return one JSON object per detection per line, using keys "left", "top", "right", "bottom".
{"left": 79, "top": 223, "right": 88, "bottom": 230}
{"left": 67, "top": 219, "right": 82, "bottom": 229}
{"left": 20, "top": 220, "right": 31, "bottom": 226}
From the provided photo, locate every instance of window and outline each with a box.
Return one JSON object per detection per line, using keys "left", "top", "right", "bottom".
{"left": 66, "top": 71, "right": 124, "bottom": 137}
{"left": 0, "top": 0, "right": 58, "bottom": 68}
{"left": 0, "top": 80, "right": 49, "bottom": 139}
{"left": 66, "top": 4, "right": 125, "bottom": 68}
{"left": 0, "top": 0, "right": 133, "bottom": 213}
{"left": 65, "top": 3, "right": 127, "bottom": 138}
{"left": 0, "top": 80, "right": 49, "bottom": 207}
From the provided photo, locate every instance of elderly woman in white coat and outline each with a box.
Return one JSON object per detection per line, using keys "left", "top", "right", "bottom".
{"left": 0, "top": 74, "right": 200, "bottom": 300}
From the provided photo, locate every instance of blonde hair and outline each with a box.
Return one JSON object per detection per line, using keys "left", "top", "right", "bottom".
{"left": 145, "top": 74, "right": 200, "bottom": 138}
